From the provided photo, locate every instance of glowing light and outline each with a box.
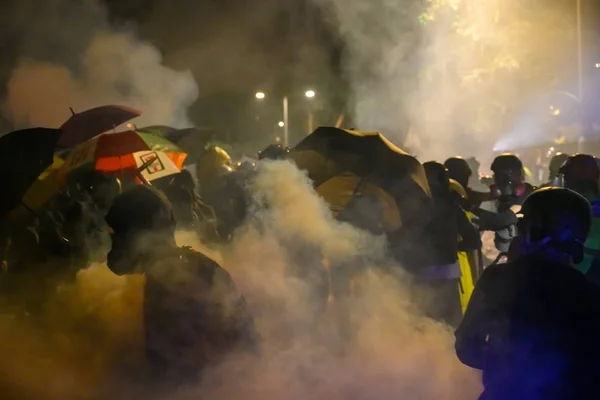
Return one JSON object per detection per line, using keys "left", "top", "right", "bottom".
{"left": 255, "top": 92, "right": 265, "bottom": 100}
{"left": 278, "top": 121, "right": 285, "bottom": 127}
{"left": 596, "top": 63, "right": 600, "bottom": 68}
{"left": 126, "top": 123, "right": 134, "bottom": 129}
{"left": 275, "top": 136, "right": 281, "bottom": 142}
{"left": 305, "top": 90, "right": 316, "bottom": 98}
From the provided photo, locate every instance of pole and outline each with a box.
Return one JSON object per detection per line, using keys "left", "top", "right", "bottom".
{"left": 283, "top": 96, "right": 289, "bottom": 146}
{"left": 577, "top": 0, "right": 583, "bottom": 103}
{"left": 307, "top": 111, "right": 314, "bottom": 134}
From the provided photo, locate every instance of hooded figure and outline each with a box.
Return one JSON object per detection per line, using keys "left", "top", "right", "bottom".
{"left": 456, "top": 187, "right": 600, "bottom": 400}
{"left": 105, "top": 185, "right": 258, "bottom": 385}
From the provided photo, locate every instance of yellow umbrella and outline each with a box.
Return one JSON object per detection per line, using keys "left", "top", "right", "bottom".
{"left": 289, "top": 127, "right": 430, "bottom": 234}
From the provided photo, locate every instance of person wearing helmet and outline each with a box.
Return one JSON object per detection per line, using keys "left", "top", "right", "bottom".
{"left": 195, "top": 146, "right": 234, "bottom": 190}
{"left": 195, "top": 147, "right": 248, "bottom": 240}
{"left": 481, "top": 153, "right": 534, "bottom": 255}
{"left": 559, "top": 153, "right": 600, "bottom": 281}
{"left": 559, "top": 153, "right": 600, "bottom": 202}
{"left": 419, "top": 161, "right": 481, "bottom": 326}
{"left": 541, "top": 152, "right": 570, "bottom": 187}
{"left": 444, "top": 156, "right": 491, "bottom": 208}
{"left": 444, "top": 156, "right": 515, "bottom": 230}
{"left": 257, "top": 143, "right": 290, "bottom": 161}
{"left": 456, "top": 187, "right": 600, "bottom": 400}
{"left": 490, "top": 153, "right": 534, "bottom": 209}
{"left": 105, "top": 185, "right": 258, "bottom": 387}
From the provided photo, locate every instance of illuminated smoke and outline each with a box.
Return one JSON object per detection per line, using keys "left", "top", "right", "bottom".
{"left": 315, "top": 0, "right": 576, "bottom": 166}
{"left": 0, "top": 161, "right": 480, "bottom": 399}
{"left": 0, "top": 0, "right": 198, "bottom": 130}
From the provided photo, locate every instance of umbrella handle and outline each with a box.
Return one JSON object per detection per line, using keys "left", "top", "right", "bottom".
{"left": 136, "top": 157, "right": 156, "bottom": 186}
{"left": 137, "top": 173, "right": 151, "bottom": 186}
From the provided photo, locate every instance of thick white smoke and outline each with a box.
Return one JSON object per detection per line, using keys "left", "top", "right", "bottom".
{"left": 0, "top": 161, "right": 481, "bottom": 399}
{"left": 316, "top": 0, "right": 576, "bottom": 164}
{"left": 1, "top": 0, "right": 198, "bottom": 130}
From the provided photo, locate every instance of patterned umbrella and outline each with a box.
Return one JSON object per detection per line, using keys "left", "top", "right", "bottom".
{"left": 60, "top": 130, "right": 187, "bottom": 183}
{"left": 137, "top": 126, "right": 216, "bottom": 165}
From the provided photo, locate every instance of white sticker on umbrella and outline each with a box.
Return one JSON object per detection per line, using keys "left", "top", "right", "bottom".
{"left": 134, "top": 151, "right": 181, "bottom": 181}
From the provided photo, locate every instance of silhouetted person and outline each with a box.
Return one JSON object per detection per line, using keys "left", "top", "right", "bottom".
{"left": 456, "top": 187, "right": 600, "bottom": 400}
{"left": 105, "top": 185, "right": 259, "bottom": 387}
{"left": 540, "top": 152, "right": 569, "bottom": 187}
{"left": 420, "top": 161, "right": 481, "bottom": 326}
{"left": 444, "top": 156, "right": 491, "bottom": 208}
{"left": 163, "top": 170, "right": 198, "bottom": 227}
{"left": 559, "top": 154, "right": 600, "bottom": 282}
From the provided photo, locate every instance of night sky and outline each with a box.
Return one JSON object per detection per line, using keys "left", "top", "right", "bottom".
{"left": 102, "top": 0, "right": 347, "bottom": 144}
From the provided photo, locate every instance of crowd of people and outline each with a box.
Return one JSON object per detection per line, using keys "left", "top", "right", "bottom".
{"left": 2, "top": 125, "right": 600, "bottom": 399}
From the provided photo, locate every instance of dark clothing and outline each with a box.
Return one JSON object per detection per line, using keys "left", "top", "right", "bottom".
{"left": 471, "top": 208, "right": 519, "bottom": 253}
{"left": 471, "top": 208, "right": 518, "bottom": 232}
{"left": 411, "top": 198, "right": 480, "bottom": 327}
{"left": 201, "top": 172, "right": 250, "bottom": 240}
{"left": 137, "top": 247, "right": 258, "bottom": 382}
{"left": 466, "top": 188, "right": 491, "bottom": 209}
{"left": 423, "top": 199, "right": 481, "bottom": 267}
{"left": 456, "top": 256, "right": 600, "bottom": 400}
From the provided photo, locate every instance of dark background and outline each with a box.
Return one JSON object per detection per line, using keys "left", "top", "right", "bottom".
{"left": 103, "top": 0, "right": 349, "bottom": 149}
{"left": 1, "top": 0, "right": 599, "bottom": 151}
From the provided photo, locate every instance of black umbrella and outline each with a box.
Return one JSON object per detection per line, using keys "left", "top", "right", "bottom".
{"left": 0, "top": 127, "right": 62, "bottom": 218}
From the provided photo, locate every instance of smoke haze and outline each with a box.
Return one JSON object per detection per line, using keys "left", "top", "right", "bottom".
{"left": 317, "top": 0, "right": 577, "bottom": 164}
{"left": 0, "top": 0, "right": 198, "bottom": 130}
{"left": 0, "top": 161, "right": 481, "bottom": 399}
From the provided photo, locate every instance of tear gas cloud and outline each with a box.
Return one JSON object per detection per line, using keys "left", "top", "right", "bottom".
{"left": 0, "top": 0, "right": 198, "bottom": 130}
{"left": 0, "top": 161, "right": 480, "bottom": 399}
{"left": 316, "top": 0, "right": 576, "bottom": 166}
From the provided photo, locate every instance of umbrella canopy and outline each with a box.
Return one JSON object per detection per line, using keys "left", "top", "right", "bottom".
{"left": 289, "top": 127, "right": 430, "bottom": 234}
{"left": 9, "top": 156, "right": 65, "bottom": 222}
{"left": 136, "top": 125, "right": 178, "bottom": 136}
{"left": 0, "top": 127, "right": 62, "bottom": 218}
{"left": 60, "top": 130, "right": 187, "bottom": 183}
{"left": 137, "top": 126, "right": 215, "bottom": 165}
{"left": 58, "top": 105, "right": 142, "bottom": 148}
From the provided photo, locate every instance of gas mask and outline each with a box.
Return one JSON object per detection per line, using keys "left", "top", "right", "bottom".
{"left": 490, "top": 170, "right": 527, "bottom": 211}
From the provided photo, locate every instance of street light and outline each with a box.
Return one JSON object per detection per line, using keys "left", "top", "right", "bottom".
{"left": 254, "top": 89, "right": 316, "bottom": 146}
